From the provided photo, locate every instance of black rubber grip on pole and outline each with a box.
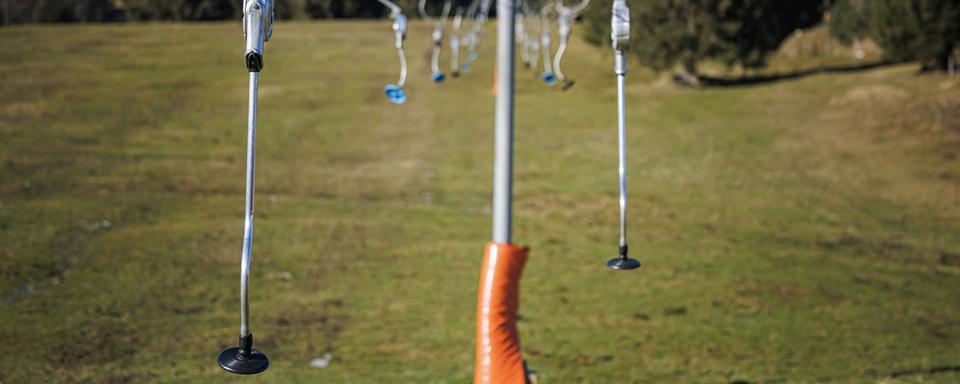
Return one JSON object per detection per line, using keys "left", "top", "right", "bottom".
{"left": 619, "top": 244, "right": 628, "bottom": 259}
{"left": 245, "top": 52, "right": 263, "bottom": 72}
{"left": 239, "top": 334, "right": 254, "bottom": 358}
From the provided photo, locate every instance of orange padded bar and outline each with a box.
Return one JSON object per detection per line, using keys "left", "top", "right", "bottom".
{"left": 474, "top": 242, "right": 529, "bottom": 384}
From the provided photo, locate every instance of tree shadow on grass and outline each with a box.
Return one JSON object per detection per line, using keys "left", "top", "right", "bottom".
{"left": 683, "top": 61, "right": 897, "bottom": 88}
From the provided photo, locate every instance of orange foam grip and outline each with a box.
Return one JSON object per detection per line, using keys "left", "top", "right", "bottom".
{"left": 474, "top": 242, "right": 529, "bottom": 384}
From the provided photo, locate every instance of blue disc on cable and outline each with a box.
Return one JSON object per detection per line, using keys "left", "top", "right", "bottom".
{"left": 468, "top": 52, "right": 478, "bottom": 61}
{"left": 461, "top": 63, "right": 471, "bottom": 72}
{"left": 542, "top": 72, "right": 557, "bottom": 85}
{"left": 432, "top": 72, "right": 446, "bottom": 83}
{"left": 384, "top": 84, "right": 407, "bottom": 105}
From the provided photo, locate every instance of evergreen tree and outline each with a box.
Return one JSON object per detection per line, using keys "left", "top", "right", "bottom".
{"left": 584, "top": 0, "right": 824, "bottom": 85}
{"left": 828, "top": 0, "right": 871, "bottom": 44}
{"left": 303, "top": 0, "right": 335, "bottom": 19}
{"left": 871, "top": 0, "right": 959, "bottom": 71}
{"left": 31, "top": 0, "right": 75, "bottom": 22}
{"left": 125, "top": 0, "right": 238, "bottom": 21}
{"left": 829, "top": 0, "right": 872, "bottom": 59}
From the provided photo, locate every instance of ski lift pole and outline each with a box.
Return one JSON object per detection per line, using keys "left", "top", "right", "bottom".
{"left": 217, "top": 0, "right": 274, "bottom": 375}
{"left": 474, "top": 0, "right": 531, "bottom": 383}
{"left": 492, "top": 1, "right": 516, "bottom": 246}
{"left": 607, "top": 0, "right": 640, "bottom": 270}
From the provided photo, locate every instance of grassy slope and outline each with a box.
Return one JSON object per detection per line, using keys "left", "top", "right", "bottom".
{"left": 0, "top": 21, "right": 958, "bottom": 383}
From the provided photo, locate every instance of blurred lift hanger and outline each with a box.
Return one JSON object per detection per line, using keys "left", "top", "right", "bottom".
{"left": 378, "top": 0, "right": 409, "bottom": 104}
{"left": 471, "top": 0, "right": 493, "bottom": 61}
{"left": 450, "top": 6, "right": 465, "bottom": 77}
{"left": 516, "top": 0, "right": 529, "bottom": 67}
{"left": 419, "top": 0, "right": 453, "bottom": 83}
{"left": 217, "top": 0, "right": 274, "bottom": 376}
{"left": 461, "top": 0, "right": 482, "bottom": 71}
{"left": 523, "top": 1, "right": 542, "bottom": 75}
{"left": 553, "top": 0, "right": 590, "bottom": 90}
{"left": 539, "top": 1, "right": 557, "bottom": 85}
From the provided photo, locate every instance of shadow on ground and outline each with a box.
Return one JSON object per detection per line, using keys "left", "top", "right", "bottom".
{"left": 680, "top": 61, "right": 898, "bottom": 87}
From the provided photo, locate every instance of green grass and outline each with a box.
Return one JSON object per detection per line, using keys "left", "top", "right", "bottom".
{"left": 1, "top": 21, "right": 959, "bottom": 383}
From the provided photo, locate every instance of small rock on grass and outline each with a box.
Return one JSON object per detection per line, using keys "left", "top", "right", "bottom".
{"left": 310, "top": 353, "right": 333, "bottom": 368}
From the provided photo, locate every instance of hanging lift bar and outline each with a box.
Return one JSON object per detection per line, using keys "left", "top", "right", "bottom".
{"left": 463, "top": 0, "right": 491, "bottom": 68}
{"left": 607, "top": 0, "right": 641, "bottom": 270}
{"left": 515, "top": 1, "right": 527, "bottom": 67}
{"left": 470, "top": 0, "right": 493, "bottom": 61}
{"left": 524, "top": 2, "right": 541, "bottom": 73}
{"left": 450, "top": 6, "right": 465, "bottom": 77}
{"left": 552, "top": 0, "right": 589, "bottom": 90}
{"left": 538, "top": 2, "right": 557, "bottom": 85}
{"left": 419, "top": 0, "right": 453, "bottom": 83}
{"left": 217, "top": 0, "right": 275, "bottom": 375}
{"left": 461, "top": 0, "right": 482, "bottom": 71}
{"left": 378, "top": 0, "right": 409, "bottom": 104}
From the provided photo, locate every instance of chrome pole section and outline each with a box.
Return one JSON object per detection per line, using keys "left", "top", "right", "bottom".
{"left": 492, "top": 0, "right": 517, "bottom": 244}
{"left": 239, "top": 70, "right": 258, "bottom": 338}
{"left": 607, "top": 0, "right": 639, "bottom": 270}
{"left": 615, "top": 54, "right": 626, "bottom": 253}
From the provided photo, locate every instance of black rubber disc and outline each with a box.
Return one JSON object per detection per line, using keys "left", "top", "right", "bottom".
{"left": 607, "top": 257, "right": 641, "bottom": 270}
{"left": 218, "top": 347, "right": 269, "bottom": 374}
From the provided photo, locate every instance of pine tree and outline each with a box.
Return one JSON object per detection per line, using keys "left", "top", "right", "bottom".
{"left": 828, "top": 0, "right": 872, "bottom": 59}
{"left": 584, "top": 0, "right": 824, "bottom": 85}
{"left": 871, "top": 0, "right": 960, "bottom": 71}
{"left": 828, "top": 0, "right": 871, "bottom": 44}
